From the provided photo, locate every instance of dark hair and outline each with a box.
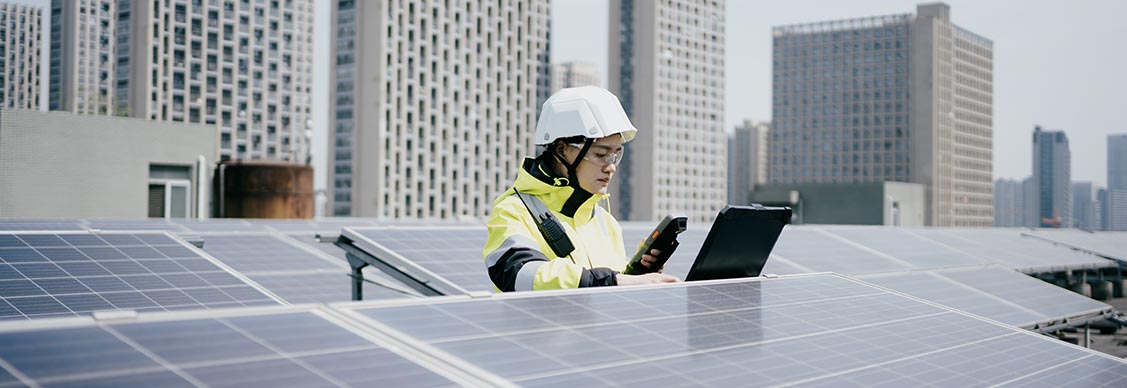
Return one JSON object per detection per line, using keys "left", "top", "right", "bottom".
{"left": 539, "top": 136, "right": 586, "bottom": 160}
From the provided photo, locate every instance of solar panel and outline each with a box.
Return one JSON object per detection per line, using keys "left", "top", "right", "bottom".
{"left": 769, "top": 227, "right": 914, "bottom": 275}
{"left": 195, "top": 233, "right": 418, "bottom": 303}
{"left": 858, "top": 266, "right": 1112, "bottom": 330}
{"left": 0, "top": 219, "right": 85, "bottom": 231}
{"left": 341, "top": 226, "right": 492, "bottom": 295}
{"left": 287, "top": 233, "right": 350, "bottom": 261}
{"left": 85, "top": 219, "right": 187, "bottom": 231}
{"left": 821, "top": 226, "right": 991, "bottom": 269}
{"left": 342, "top": 274, "right": 1127, "bottom": 386}
{"left": 196, "top": 234, "right": 344, "bottom": 273}
{"left": 0, "top": 232, "right": 279, "bottom": 320}
{"left": 911, "top": 228, "right": 1116, "bottom": 271}
{"left": 172, "top": 219, "right": 263, "bottom": 232}
{"left": 1025, "top": 229, "right": 1127, "bottom": 263}
{"left": 0, "top": 307, "right": 478, "bottom": 387}
{"left": 939, "top": 266, "right": 1112, "bottom": 324}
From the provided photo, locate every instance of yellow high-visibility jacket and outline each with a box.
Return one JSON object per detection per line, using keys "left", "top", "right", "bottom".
{"left": 483, "top": 158, "right": 627, "bottom": 291}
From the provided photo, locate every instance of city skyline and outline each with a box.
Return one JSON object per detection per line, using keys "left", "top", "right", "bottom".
{"left": 7, "top": 0, "right": 1124, "bottom": 194}
{"left": 554, "top": 0, "right": 1127, "bottom": 190}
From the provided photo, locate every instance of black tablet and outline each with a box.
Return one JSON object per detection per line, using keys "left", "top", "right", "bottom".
{"left": 684, "top": 205, "right": 792, "bottom": 281}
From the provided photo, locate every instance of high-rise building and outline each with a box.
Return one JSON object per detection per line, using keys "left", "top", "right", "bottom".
{"left": 1102, "top": 188, "right": 1127, "bottom": 231}
{"left": 50, "top": 0, "right": 314, "bottom": 162}
{"left": 728, "top": 120, "right": 769, "bottom": 206}
{"left": 1110, "top": 134, "right": 1127, "bottom": 190}
{"left": 1071, "top": 181, "right": 1097, "bottom": 229}
{"left": 993, "top": 178, "right": 1024, "bottom": 227}
{"left": 769, "top": 3, "right": 993, "bottom": 227}
{"left": 328, "top": 0, "right": 551, "bottom": 218}
{"left": 50, "top": 0, "right": 116, "bottom": 114}
{"left": 0, "top": 2, "right": 43, "bottom": 110}
{"left": 1032, "top": 125, "right": 1071, "bottom": 228}
{"left": 609, "top": 0, "right": 727, "bottom": 222}
{"left": 550, "top": 61, "right": 600, "bottom": 93}
{"left": 1022, "top": 176, "right": 1037, "bottom": 227}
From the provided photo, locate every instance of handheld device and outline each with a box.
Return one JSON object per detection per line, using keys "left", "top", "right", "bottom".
{"left": 624, "top": 215, "right": 687, "bottom": 275}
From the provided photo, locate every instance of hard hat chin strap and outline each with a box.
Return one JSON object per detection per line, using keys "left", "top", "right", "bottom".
{"left": 552, "top": 138, "right": 593, "bottom": 190}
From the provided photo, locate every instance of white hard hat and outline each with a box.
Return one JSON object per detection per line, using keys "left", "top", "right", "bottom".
{"left": 533, "top": 86, "right": 637, "bottom": 145}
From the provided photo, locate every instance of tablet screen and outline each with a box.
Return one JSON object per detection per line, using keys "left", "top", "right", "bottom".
{"left": 685, "top": 205, "right": 791, "bottom": 281}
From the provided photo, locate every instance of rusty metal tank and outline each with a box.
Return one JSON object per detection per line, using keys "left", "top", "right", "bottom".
{"left": 217, "top": 160, "right": 313, "bottom": 219}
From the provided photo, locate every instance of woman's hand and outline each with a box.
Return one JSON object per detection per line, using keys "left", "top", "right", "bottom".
{"left": 639, "top": 249, "right": 664, "bottom": 272}
{"left": 616, "top": 272, "right": 679, "bottom": 286}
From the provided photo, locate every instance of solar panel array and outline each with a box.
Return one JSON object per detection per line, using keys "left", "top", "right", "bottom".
{"left": 1, "top": 274, "right": 1124, "bottom": 387}
{"left": 339, "top": 274, "right": 1127, "bottom": 387}
{"left": 621, "top": 225, "right": 1115, "bottom": 278}
{"left": 0, "top": 232, "right": 278, "bottom": 320}
{"left": 857, "top": 266, "right": 1112, "bottom": 330}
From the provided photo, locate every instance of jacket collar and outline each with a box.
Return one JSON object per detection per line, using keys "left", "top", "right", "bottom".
{"left": 501, "top": 158, "right": 609, "bottom": 222}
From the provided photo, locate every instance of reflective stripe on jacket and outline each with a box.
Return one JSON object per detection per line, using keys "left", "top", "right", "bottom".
{"left": 483, "top": 158, "right": 627, "bottom": 291}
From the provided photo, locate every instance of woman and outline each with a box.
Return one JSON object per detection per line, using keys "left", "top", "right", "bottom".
{"left": 482, "top": 86, "right": 678, "bottom": 292}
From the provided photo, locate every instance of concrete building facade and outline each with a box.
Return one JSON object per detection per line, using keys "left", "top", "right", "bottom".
{"left": 550, "top": 61, "right": 600, "bottom": 92}
{"left": 1032, "top": 125, "right": 1071, "bottom": 228}
{"left": 0, "top": 109, "right": 218, "bottom": 218}
{"left": 610, "top": 0, "right": 727, "bottom": 222}
{"left": 728, "top": 120, "right": 769, "bottom": 206}
{"left": 50, "top": 0, "right": 314, "bottom": 163}
{"left": 769, "top": 3, "right": 993, "bottom": 227}
{"left": 328, "top": 0, "right": 551, "bottom": 218}
{"left": 0, "top": 2, "right": 42, "bottom": 110}
{"left": 994, "top": 178, "right": 1024, "bottom": 227}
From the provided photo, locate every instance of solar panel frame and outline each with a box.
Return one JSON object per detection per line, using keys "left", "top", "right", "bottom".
{"left": 333, "top": 273, "right": 1127, "bottom": 387}
{"left": 0, "top": 230, "right": 283, "bottom": 320}
{"left": 0, "top": 304, "right": 502, "bottom": 387}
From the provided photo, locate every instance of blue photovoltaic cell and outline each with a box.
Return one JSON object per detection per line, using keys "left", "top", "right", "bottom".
{"left": 0, "top": 232, "right": 278, "bottom": 320}
{"left": 0, "top": 311, "right": 459, "bottom": 387}
{"left": 347, "top": 274, "right": 1127, "bottom": 387}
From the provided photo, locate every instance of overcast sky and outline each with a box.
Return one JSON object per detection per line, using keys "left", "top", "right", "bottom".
{"left": 553, "top": 0, "right": 1127, "bottom": 189}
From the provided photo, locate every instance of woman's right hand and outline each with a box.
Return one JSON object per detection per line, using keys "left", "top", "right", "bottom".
{"left": 616, "top": 272, "right": 679, "bottom": 286}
